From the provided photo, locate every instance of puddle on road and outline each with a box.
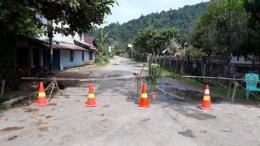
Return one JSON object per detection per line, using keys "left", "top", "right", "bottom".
{"left": 153, "top": 87, "right": 223, "bottom": 104}
{"left": 171, "top": 88, "right": 223, "bottom": 103}
{"left": 158, "top": 78, "right": 224, "bottom": 103}
{"left": 107, "top": 75, "right": 121, "bottom": 78}
{"left": 175, "top": 108, "right": 217, "bottom": 120}
{"left": 125, "top": 62, "right": 136, "bottom": 65}
{"left": 133, "top": 65, "right": 142, "bottom": 67}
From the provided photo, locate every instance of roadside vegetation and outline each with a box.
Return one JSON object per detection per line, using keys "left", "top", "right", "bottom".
{"left": 95, "top": 55, "right": 110, "bottom": 66}
{"left": 95, "top": 0, "right": 260, "bottom": 103}
{"left": 160, "top": 67, "right": 260, "bottom": 103}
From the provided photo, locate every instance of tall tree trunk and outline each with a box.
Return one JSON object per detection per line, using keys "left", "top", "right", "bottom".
{"left": 47, "top": 20, "right": 53, "bottom": 74}
{"left": 0, "top": 35, "right": 18, "bottom": 90}
{"left": 48, "top": 34, "right": 53, "bottom": 74}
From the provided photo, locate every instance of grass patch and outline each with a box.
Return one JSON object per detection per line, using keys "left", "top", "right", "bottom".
{"left": 0, "top": 104, "right": 6, "bottom": 110}
{"left": 95, "top": 55, "right": 110, "bottom": 66}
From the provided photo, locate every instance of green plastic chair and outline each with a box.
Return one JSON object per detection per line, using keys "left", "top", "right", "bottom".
{"left": 244, "top": 73, "right": 260, "bottom": 100}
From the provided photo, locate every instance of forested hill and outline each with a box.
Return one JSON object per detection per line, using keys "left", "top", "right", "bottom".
{"left": 88, "top": 2, "right": 209, "bottom": 44}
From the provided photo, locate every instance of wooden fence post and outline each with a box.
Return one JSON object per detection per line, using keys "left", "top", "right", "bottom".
{"left": 1, "top": 79, "right": 5, "bottom": 96}
{"left": 231, "top": 81, "right": 238, "bottom": 103}
{"left": 162, "top": 56, "right": 165, "bottom": 67}
{"left": 169, "top": 56, "right": 171, "bottom": 69}
{"left": 227, "top": 80, "right": 232, "bottom": 100}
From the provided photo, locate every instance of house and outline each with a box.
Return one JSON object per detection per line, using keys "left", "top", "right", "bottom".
{"left": 17, "top": 34, "right": 97, "bottom": 74}
{"left": 84, "top": 36, "right": 101, "bottom": 54}
{"left": 40, "top": 21, "right": 99, "bottom": 69}
{"left": 16, "top": 12, "right": 100, "bottom": 73}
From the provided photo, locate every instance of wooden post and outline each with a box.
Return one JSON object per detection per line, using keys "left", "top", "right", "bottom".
{"left": 227, "top": 80, "right": 232, "bottom": 100}
{"left": 209, "top": 64, "right": 213, "bottom": 77}
{"left": 1, "top": 79, "right": 5, "bottom": 96}
{"left": 173, "top": 58, "right": 176, "bottom": 71}
{"left": 159, "top": 56, "right": 161, "bottom": 65}
{"left": 200, "top": 60, "right": 204, "bottom": 77}
{"left": 180, "top": 63, "right": 184, "bottom": 74}
{"left": 163, "top": 56, "right": 165, "bottom": 67}
{"left": 186, "top": 56, "right": 189, "bottom": 73}
{"left": 169, "top": 56, "right": 171, "bottom": 69}
{"left": 231, "top": 81, "right": 238, "bottom": 103}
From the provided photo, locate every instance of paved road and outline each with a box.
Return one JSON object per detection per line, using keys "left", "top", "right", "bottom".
{"left": 1, "top": 56, "right": 260, "bottom": 146}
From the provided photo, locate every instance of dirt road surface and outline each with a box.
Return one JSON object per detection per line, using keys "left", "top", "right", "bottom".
{"left": 1, "top": 56, "right": 260, "bottom": 146}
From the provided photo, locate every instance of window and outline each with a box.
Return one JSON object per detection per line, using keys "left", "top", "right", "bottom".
{"left": 70, "top": 50, "right": 74, "bottom": 62}
{"left": 82, "top": 51, "right": 84, "bottom": 61}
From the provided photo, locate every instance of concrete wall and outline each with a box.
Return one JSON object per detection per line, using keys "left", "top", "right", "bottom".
{"left": 82, "top": 50, "right": 95, "bottom": 65}
{"left": 40, "top": 33, "right": 82, "bottom": 44}
{"left": 39, "top": 22, "right": 84, "bottom": 43}
{"left": 60, "top": 50, "right": 86, "bottom": 69}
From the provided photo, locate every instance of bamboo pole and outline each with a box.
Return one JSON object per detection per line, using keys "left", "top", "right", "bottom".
{"left": 21, "top": 75, "right": 148, "bottom": 82}
{"left": 182, "top": 75, "right": 247, "bottom": 81}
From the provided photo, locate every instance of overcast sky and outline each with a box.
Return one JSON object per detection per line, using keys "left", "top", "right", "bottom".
{"left": 104, "top": 0, "right": 210, "bottom": 25}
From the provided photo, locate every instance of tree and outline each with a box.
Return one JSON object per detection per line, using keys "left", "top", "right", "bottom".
{"left": 28, "top": 0, "right": 115, "bottom": 35}
{"left": 133, "top": 28, "right": 180, "bottom": 56}
{"left": 0, "top": 0, "right": 116, "bottom": 89}
{"left": 133, "top": 29, "right": 156, "bottom": 54}
{"left": 0, "top": 0, "right": 38, "bottom": 89}
{"left": 0, "top": 0, "right": 39, "bottom": 37}
{"left": 244, "top": 0, "right": 260, "bottom": 26}
{"left": 148, "top": 28, "right": 180, "bottom": 54}
{"left": 242, "top": 0, "right": 260, "bottom": 55}
{"left": 190, "top": 0, "right": 249, "bottom": 57}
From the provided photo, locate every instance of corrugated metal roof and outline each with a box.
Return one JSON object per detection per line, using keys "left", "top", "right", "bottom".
{"left": 74, "top": 40, "right": 97, "bottom": 52}
{"left": 52, "top": 42, "right": 86, "bottom": 51}
{"left": 32, "top": 38, "right": 87, "bottom": 51}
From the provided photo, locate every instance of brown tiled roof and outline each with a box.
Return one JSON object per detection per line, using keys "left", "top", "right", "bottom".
{"left": 84, "top": 36, "right": 95, "bottom": 45}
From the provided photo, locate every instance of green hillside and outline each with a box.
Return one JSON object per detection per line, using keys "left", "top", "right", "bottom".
{"left": 88, "top": 2, "right": 209, "bottom": 45}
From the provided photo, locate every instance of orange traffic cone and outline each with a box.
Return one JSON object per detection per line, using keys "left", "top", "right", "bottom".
{"left": 138, "top": 82, "right": 150, "bottom": 108}
{"left": 199, "top": 84, "right": 213, "bottom": 110}
{"left": 85, "top": 82, "right": 97, "bottom": 107}
{"left": 35, "top": 82, "right": 48, "bottom": 106}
